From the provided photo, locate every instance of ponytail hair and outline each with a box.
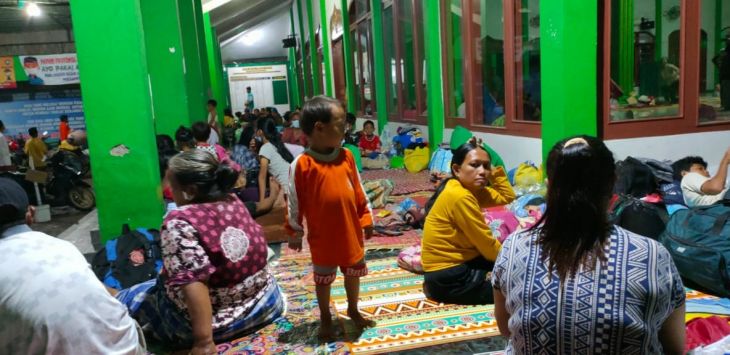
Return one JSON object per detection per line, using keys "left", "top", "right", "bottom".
{"left": 533, "top": 135, "right": 616, "bottom": 281}
{"left": 257, "top": 117, "right": 294, "bottom": 163}
{"left": 168, "top": 149, "right": 238, "bottom": 203}
{"left": 424, "top": 140, "right": 489, "bottom": 217}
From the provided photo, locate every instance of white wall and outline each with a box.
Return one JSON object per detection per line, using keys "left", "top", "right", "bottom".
{"left": 606, "top": 130, "right": 730, "bottom": 173}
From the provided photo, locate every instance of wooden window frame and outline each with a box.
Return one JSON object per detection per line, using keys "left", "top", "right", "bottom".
{"left": 349, "top": 5, "right": 377, "bottom": 118}
{"left": 601, "top": 0, "right": 730, "bottom": 139}
{"left": 440, "top": 0, "right": 540, "bottom": 138}
{"left": 384, "top": 0, "right": 428, "bottom": 125}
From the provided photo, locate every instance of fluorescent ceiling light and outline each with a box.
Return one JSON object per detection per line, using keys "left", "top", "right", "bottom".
{"left": 25, "top": 2, "right": 41, "bottom": 17}
{"left": 202, "top": 0, "right": 231, "bottom": 13}
{"left": 241, "top": 29, "right": 263, "bottom": 46}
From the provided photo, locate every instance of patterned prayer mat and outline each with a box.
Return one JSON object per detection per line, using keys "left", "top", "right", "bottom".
{"left": 361, "top": 169, "right": 435, "bottom": 196}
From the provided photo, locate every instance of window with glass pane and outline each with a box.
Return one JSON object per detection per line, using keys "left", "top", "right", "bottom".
{"left": 398, "top": 0, "right": 417, "bottom": 118}
{"left": 701, "top": 0, "right": 730, "bottom": 122}
{"left": 383, "top": 4, "right": 398, "bottom": 115}
{"left": 514, "top": 0, "right": 541, "bottom": 122}
{"left": 415, "top": 0, "right": 427, "bottom": 116}
{"left": 609, "top": 0, "right": 681, "bottom": 122}
{"left": 470, "top": 0, "right": 506, "bottom": 127}
{"left": 359, "top": 20, "right": 375, "bottom": 116}
{"left": 445, "top": 0, "right": 466, "bottom": 120}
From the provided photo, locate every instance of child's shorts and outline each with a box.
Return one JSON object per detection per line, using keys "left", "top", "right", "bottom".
{"left": 312, "top": 260, "right": 368, "bottom": 285}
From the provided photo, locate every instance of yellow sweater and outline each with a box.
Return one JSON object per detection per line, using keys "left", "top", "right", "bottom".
{"left": 421, "top": 167, "right": 516, "bottom": 272}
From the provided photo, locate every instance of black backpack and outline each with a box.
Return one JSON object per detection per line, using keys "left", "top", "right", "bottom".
{"left": 614, "top": 157, "right": 658, "bottom": 197}
{"left": 609, "top": 194, "right": 669, "bottom": 240}
{"left": 91, "top": 224, "right": 162, "bottom": 289}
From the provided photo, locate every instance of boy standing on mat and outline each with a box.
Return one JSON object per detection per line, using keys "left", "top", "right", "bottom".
{"left": 286, "top": 96, "right": 376, "bottom": 340}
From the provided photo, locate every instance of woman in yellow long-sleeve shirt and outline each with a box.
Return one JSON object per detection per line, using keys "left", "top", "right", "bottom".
{"left": 421, "top": 139, "right": 516, "bottom": 305}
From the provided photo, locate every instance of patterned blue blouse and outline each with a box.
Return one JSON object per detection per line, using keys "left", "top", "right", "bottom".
{"left": 231, "top": 145, "right": 260, "bottom": 171}
{"left": 492, "top": 226, "right": 685, "bottom": 354}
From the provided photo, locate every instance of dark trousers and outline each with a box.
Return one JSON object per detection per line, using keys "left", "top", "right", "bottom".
{"left": 721, "top": 80, "right": 730, "bottom": 110}
{"left": 423, "top": 256, "right": 495, "bottom": 305}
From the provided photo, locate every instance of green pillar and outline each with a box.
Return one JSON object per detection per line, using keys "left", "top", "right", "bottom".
{"left": 195, "top": 0, "right": 211, "bottom": 98}
{"left": 288, "top": 7, "right": 302, "bottom": 108}
{"left": 69, "top": 0, "right": 164, "bottom": 241}
{"left": 178, "top": 0, "right": 208, "bottom": 122}
{"left": 423, "top": 0, "right": 445, "bottom": 150}
{"left": 654, "top": 0, "right": 663, "bottom": 62}
{"left": 297, "top": 0, "right": 309, "bottom": 99}
{"left": 204, "top": 13, "right": 225, "bottom": 125}
{"left": 540, "top": 0, "right": 598, "bottom": 159}
{"left": 340, "top": 0, "right": 356, "bottom": 112}
{"left": 320, "top": 0, "right": 334, "bottom": 96}
{"left": 714, "top": 0, "right": 722, "bottom": 85}
{"left": 370, "top": 0, "right": 388, "bottom": 134}
{"left": 306, "top": 0, "right": 321, "bottom": 95}
{"left": 139, "top": 0, "right": 191, "bottom": 138}
{"left": 613, "top": 0, "right": 634, "bottom": 94}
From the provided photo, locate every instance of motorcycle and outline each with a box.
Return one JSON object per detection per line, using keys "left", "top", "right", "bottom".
{"left": 44, "top": 148, "right": 95, "bottom": 211}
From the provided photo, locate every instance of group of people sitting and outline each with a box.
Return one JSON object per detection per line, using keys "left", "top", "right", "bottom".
{"left": 4, "top": 93, "right": 730, "bottom": 354}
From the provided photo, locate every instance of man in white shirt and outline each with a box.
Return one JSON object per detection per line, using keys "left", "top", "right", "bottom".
{"left": 206, "top": 99, "right": 220, "bottom": 145}
{"left": 0, "top": 177, "right": 145, "bottom": 354}
{"left": 0, "top": 120, "right": 13, "bottom": 171}
{"left": 672, "top": 148, "right": 730, "bottom": 207}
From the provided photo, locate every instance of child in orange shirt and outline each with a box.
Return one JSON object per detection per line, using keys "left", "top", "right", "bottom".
{"left": 59, "top": 115, "right": 70, "bottom": 142}
{"left": 286, "top": 96, "right": 376, "bottom": 340}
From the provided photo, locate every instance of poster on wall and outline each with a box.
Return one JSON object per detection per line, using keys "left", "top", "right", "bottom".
{"left": 0, "top": 98, "right": 85, "bottom": 138}
{"left": 227, "top": 64, "right": 289, "bottom": 115}
{"left": 0, "top": 56, "right": 16, "bottom": 89}
{"left": 19, "top": 53, "right": 79, "bottom": 86}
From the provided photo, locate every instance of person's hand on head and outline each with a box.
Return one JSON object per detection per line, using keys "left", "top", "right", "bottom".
{"left": 724, "top": 147, "right": 730, "bottom": 164}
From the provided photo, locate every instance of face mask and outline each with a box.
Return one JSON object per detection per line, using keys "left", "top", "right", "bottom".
{"left": 255, "top": 136, "right": 263, "bottom": 143}
{"left": 291, "top": 120, "right": 300, "bottom": 128}
{"left": 25, "top": 68, "right": 39, "bottom": 76}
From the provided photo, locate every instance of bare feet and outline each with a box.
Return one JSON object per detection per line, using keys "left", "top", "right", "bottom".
{"left": 318, "top": 315, "right": 335, "bottom": 342}
{"left": 347, "top": 309, "right": 376, "bottom": 329}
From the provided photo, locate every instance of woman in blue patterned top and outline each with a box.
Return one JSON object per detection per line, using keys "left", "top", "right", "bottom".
{"left": 492, "top": 136, "right": 685, "bottom": 355}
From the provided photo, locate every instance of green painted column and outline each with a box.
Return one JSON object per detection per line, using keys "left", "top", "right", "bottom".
{"left": 370, "top": 0, "right": 388, "bottom": 134}
{"left": 340, "top": 0, "right": 356, "bottom": 112}
{"left": 714, "top": 0, "right": 722, "bottom": 85}
{"left": 540, "top": 0, "right": 598, "bottom": 160}
{"left": 654, "top": 0, "right": 663, "bottom": 62}
{"left": 289, "top": 7, "right": 302, "bottom": 108}
{"left": 139, "top": 0, "right": 191, "bottom": 137}
{"left": 69, "top": 0, "right": 164, "bottom": 241}
{"left": 305, "top": 0, "right": 321, "bottom": 96}
{"left": 194, "top": 0, "right": 211, "bottom": 98}
{"left": 615, "top": 0, "right": 634, "bottom": 94}
{"left": 319, "top": 0, "right": 334, "bottom": 96}
{"left": 204, "top": 13, "right": 225, "bottom": 125}
{"left": 423, "top": 0, "right": 445, "bottom": 150}
{"left": 297, "top": 0, "right": 309, "bottom": 99}
{"left": 178, "top": 0, "right": 208, "bottom": 122}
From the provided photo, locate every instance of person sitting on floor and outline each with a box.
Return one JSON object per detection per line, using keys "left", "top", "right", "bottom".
{"left": 256, "top": 117, "right": 294, "bottom": 203}
{"left": 115, "top": 150, "right": 285, "bottom": 353}
{"left": 0, "top": 177, "right": 146, "bottom": 354}
{"left": 175, "top": 125, "right": 196, "bottom": 152}
{"left": 191, "top": 121, "right": 240, "bottom": 172}
{"left": 281, "top": 111, "right": 308, "bottom": 147}
{"left": 492, "top": 136, "right": 685, "bottom": 354}
{"left": 421, "top": 138, "right": 516, "bottom": 305}
{"left": 343, "top": 112, "right": 360, "bottom": 146}
{"left": 358, "top": 120, "right": 381, "bottom": 158}
{"left": 672, "top": 148, "right": 730, "bottom": 207}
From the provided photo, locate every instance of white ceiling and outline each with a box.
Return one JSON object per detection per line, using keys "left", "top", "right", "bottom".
{"left": 219, "top": 7, "right": 291, "bottom": 63}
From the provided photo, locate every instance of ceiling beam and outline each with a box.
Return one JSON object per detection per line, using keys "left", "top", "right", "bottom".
{"left": 218, "top": 1, "right": 291, "bottom": 46}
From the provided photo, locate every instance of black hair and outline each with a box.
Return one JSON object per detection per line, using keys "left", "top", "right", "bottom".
{"left": 0, "top": 205, "right": 24, "bottom": 228}
{"left": 246, "top": 86, "right": 251, "bottom": 90}
{"left": 235, "top": 111, "right": 242, "bottom": 117}
{"left": 301, "top": 95, "right": 344, "bottom": 136}
{"left": 28, "top": 127, "right": 38, "bottom": 138}
{"left": 256, "top": 117, "right": 293, "bottom": 163}
{"left": 424, "top": 141, "right": 490, "bottom": 216}
{"left": 346, "top": 112, "right": 356, "bottom": 126}
{"left": 533, "top": 136, "right": 616, "bottom": 281}
{"left": 156, "top": 134, "right": 175, "bottom": 152}
{"left": 158, "top": 149, "right": 178, "bottom": 179}
{"left": 207, "top": 99, "right": 217, "bottom": 107}
{"left": 191, "top": 121, "right": 211, "bottom": 142}
{"left": 224, "top": 108, "right": 233, "bottom": 116}
{"left": 60, "top": 115, "right": 68, "bottom": 122}
{"left": 0, "top": 120, "right": 3, "bottom": 130}
{"left": 23, "top": 56, "right": 38, "bottom": 64}
{"left": 671, "top": 156, "right": 708, "bottom": 181}
{"left": 175, "top": 125, "right": 195, "bottom": 150}
{"left": 237, "top": 124, "right": 258, "bottom": 149}
{"left": 363, "top": 120, "right": 375, "bottom": 128}
{"left": 168, "top": 150, "right": 238, "bottom": 203}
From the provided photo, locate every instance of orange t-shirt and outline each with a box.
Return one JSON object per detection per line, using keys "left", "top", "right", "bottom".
{"left": 59, "top": 122, "right": 70, "bottom": 141}
{"left": 286, "top": 148, "right": 373, "bottom": 267}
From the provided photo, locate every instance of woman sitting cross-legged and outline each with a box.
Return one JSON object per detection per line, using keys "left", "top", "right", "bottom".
{"left": 421, "top": 138, "right": 516, "bottom": 305}
{"left": 116, "top": 150, "right": 285, "bottom": 354}
{"left": 492, "top": 136, "right": 685, "bottom": 354}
